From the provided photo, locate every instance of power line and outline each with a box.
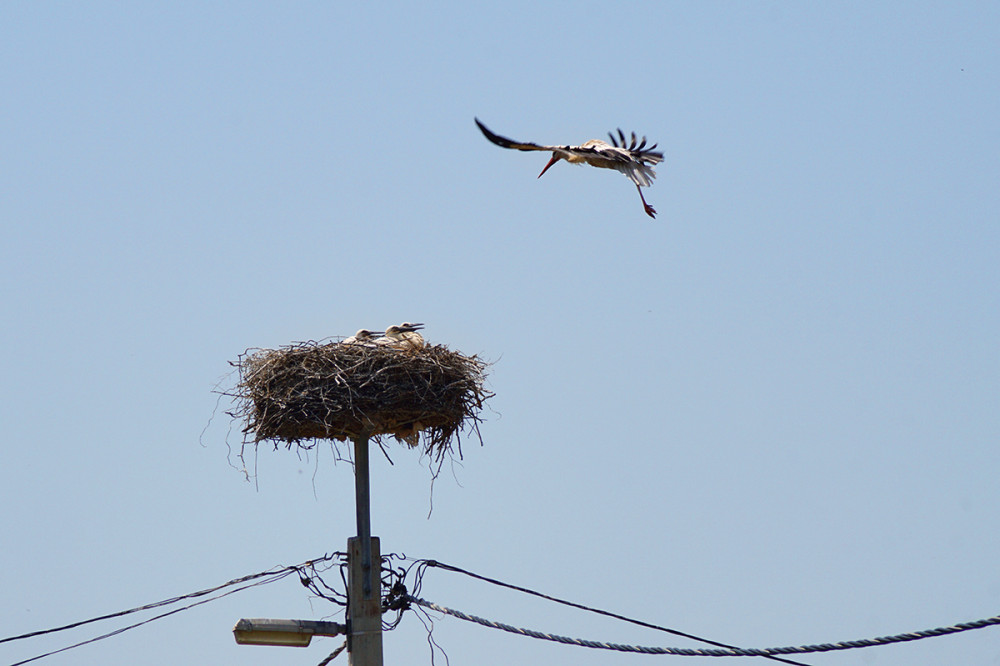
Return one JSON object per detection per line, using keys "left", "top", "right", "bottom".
{"left": 405, "top": 558, "right": 811, "bottom": 666}
{"left": 11, "top": 576, "right": 287, "bottom": 666}
{"left": 9, "top": 551, "right": 999, "bottom": 664}
{"left": 406, "top": 595, "right": 1000, "bottom": 658}
{"left": 2, "top": 554, "right": 344, "bottom": 664}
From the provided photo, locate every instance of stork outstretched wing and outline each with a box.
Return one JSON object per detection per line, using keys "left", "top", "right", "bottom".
{"left": 475, "top": 118, "right": 557, "bottom": 153}
{"left": 475, "top": 119, "right": 616, "bottom": 163}
{"left": 476, "top": 119, "right": 662, "bottom": 164}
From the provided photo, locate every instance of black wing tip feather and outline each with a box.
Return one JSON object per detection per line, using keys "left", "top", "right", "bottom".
{"left": 475, "top": 118, "right": 508, "bottom": 147}
{"left": 609, "top": 126, "right": 662, "bottom": 159}
{"left": 474, "top": 117, "right": 540, "bottom": 151}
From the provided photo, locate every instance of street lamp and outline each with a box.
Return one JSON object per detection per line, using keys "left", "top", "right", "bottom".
{"left": 233, "top": 618, "right": 347, "bottom": 647}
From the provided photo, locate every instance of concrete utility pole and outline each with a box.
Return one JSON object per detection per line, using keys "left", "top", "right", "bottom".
{"left": 348, "top": 434, "right": 383, "bottom": 666}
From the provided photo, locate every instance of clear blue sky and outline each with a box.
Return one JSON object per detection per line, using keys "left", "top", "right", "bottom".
{"left": 2, "top": 3, "right": 998, "bottom": 665}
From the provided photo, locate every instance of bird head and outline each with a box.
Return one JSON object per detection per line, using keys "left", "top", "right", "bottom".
{"left": 398, "top": 322, "right": 424, "bottom": 332}
{"left": 355, "top": 329, "right": 383, "bottom": 339}
{"left": 537, "top": 152, "right": 563, "bottom": 178}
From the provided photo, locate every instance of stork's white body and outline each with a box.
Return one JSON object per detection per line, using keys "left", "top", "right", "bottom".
{"left": 374, "top": 323, "right": 425, "bottom": 350}
{"left": 552, "top": 138, "right": 658, "bottom": 188}
{"left": 397, "top": 322, "right": 425, "bottom": 349}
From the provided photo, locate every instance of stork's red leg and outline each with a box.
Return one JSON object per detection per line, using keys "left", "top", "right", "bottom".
{"left": 637, "top": 185, "right": 656, "bottom": 219}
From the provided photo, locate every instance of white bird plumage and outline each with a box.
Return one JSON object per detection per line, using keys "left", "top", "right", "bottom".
{"left": 397, "top": 322, "right": 425, "bottom": 349}
{"left": 374, "top": 322, "right": 425, "bottom": 350}
{"left": 475, "top": 118, "right": 664, "bottom": 219}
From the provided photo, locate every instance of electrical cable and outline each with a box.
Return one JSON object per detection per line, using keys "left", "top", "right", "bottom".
{"left": 410, "top": 558, "right": 811, "bottom": 665}
{"left": 2, "top": 553, "right": 345, "bottom": 665}
{"left": 407, "top": 594, "right": 1000, "bottom": 658}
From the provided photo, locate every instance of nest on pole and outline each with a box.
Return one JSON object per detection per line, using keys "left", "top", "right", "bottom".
{"left": 226, "top": 340, "right": 492, "bottom": 460}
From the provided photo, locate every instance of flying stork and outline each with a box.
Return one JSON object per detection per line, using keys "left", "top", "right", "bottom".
{"left": 475, "top": 118, "right": 664, "bottom": 218}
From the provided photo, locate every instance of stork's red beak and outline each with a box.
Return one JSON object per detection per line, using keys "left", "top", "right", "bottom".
{"left": 537, "top": 154, "right": 560, "bottom": 178}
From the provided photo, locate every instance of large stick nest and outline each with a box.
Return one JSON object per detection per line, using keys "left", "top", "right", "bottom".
{"left": 226, "top": 340, "right": 493, "bottom": 459}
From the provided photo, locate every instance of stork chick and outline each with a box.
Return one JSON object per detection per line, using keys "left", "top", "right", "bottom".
{"left": 342, "top": 329, "right": 383, "bottom": 346}
{"left": 375, "top": 322, "right": 425, "bottom": 350}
